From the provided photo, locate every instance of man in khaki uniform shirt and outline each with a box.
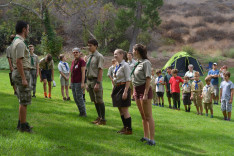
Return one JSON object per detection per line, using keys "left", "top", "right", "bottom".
{"left": 6, "top": 34, "right": 17, "bottom": 95}
{"left": 11, "top": 21, "right": 32, "bottom": 132}
{"left": 29, "top": 45, "right": 39, "bottom": 97}
{"left": 86, "top": 39, "right": 106, "bottom": 125}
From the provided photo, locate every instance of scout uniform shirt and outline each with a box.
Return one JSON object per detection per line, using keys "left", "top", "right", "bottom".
{"left": 58, "top": 61, "right": 70, "bottom": 74}
{"left": 128, "top": 59, "right": 137, "bottom": 71}
{"left": 191, "top": 80, "right": 204, "bottom": 93}
{"left": 86, "top": 50, "right": 104, "bottom": 79}
{"left": 182, "top": 83, "right": 191, "bottom": 94}
{"left": 131, "top": 59, "right": 151, "bottom": 87}
{"left": 150, "top": 75, "right": 157, "bottom": 90}
{"left": 30, "top": 53, "right": 39, "bottom": 70}
{"left": 202, "top": 84, "right": 214, "bottom": 103}
{"left": 113, "top": 60, "right": 131, "bottom": 84}
{"left": 6, "top": 46, "right": 12, "bottom": 62}
{"left": 11, "top": 35, "right": 31, "bottom": 69}
{"left": 107, "top": 65, "right": 115, "bottom": 79}
{"left": 39, "top": 58, "right": 54, "bottom": 70}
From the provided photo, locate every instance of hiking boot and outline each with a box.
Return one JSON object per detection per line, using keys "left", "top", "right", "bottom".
{"left": 79, "top": 113, "right": 87, "bottom": 117}
{"left": 188, "top": 108, "right": 191, "bottom": 112}
{"left": 155, "top": 103, "right": 158, "bottom": 106}
{"left": 96, "top": 119, "right": 106, "bottom": 125}
{"left": 32, "top": 95, "right": 36, "bottom": 98}
{"left": 159, "top": 104, "right": 161, "bottom": 107}
{"left": 169, "top": 105, "right": 172, "bottom": 109}
{"left": 63, "top": 97, "right": 67, "bottom": 101}
{"left": 121, "top": 127, "right": 132, "bottom": 135}
{"left": 162, "top": 104, "right": 164, "bottom": 107}
{"left": 91, "top": 117, "right": 101, "bottom": 124}
{"left": 140, "top": 137, "right": 149, "bottom": 142}
{"left": 19, "top": 123, "right": 32, "bottom": 133}
{"left": 117, "top": 127, "right": 126, "bottom": 133}
{"left": 45, "top": 96, "right": 47, "bottom": 98}
{"left": 67, "top": 97, "right": 70, "bottom": 101}
{"left": 146, "top": 140, "right": 156, "bottom": 146}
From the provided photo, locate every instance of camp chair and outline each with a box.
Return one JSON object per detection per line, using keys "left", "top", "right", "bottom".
{"left": 206, "top": 62, "right": 213, "bottom": 71}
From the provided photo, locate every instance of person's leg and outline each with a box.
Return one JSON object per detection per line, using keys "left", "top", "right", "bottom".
{"left": 19, "top": 105, "right": 27, "bottom": 124}
{"left": 142, "top": 99, "right": 155, "bottom": 141}
{"left": 158, "top": 96, "right": 161, "bottom": 106}
{"left": 76, "top": 83, "right": 86, "bottom": 115}
{"left": 48, "top": 81, "right": 52, "bottom": 98}
{"left": 228, "top": 112, "right": 231, "bottom": 120}
{"left": 118, "top": 107, "right": 125, "bottom": 127}
{"left": 95, "top": 83, "right": 105, "bottom": 122}
{"left": 223, "top": 111, "right": 227, "bottom": 119}
{"left": 32, "top": 70, "right": 37, "bottom": 96}
{"left": 122, "top": 107, "right": 132, "bottom": 133}
{"left": 184, "top": 105, "right": 188, "bottom": 112}
{"left": 65, "top": 86, "right": 69, "bottom": 98}
{"left": 162, "top": 96, "right": 164, "bottom": 107}
{"left": 200, "top": 103, "right": 203, "bottom": 115}
{"left": 61, "top": 86, "right": 65, "bottom": 98}
{"left": 205, "top": 104, "right": 208, "bottom": 115}
{"left": 43, "top": 79, "right": 47, "bottom": 97}
{"left": 136, "top": 99, "right": 149, "bottom": 139}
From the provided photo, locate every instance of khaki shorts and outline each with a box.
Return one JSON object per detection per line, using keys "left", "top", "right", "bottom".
{"left": 12, "top": 70, "right": 31, "bottom": 105}
{"left": 204, "top": 103, "right": 213, "bottom": 110}
{"left": 87, "top": 79, "right": 103, "bottom": 104}
{"left": 193, "top": 92, "right": 202, "bottom": 107}
{"left": 60, "top": 73, "right": 69, "bottom": 86}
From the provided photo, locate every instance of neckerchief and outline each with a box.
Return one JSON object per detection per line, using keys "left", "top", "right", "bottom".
{"left": 86, "top": 55, "right": 93, "bottom": 67}
{"left": 157, "top": 75, "right": 163, "bottom": 86}
{"left": 114, "top": 64, "right": 121, "bottom": 75}
{"left": 13, "top": 36, "right": 28, "bottom": 48}
{"left": 130, "top": 62, "right": 140, "bottom": 76}
{"left": 30, "top": 55, "right": 34, "bottom": 66}
{"left": 194, "top": 80, "right": 201, "bottom": 90}
{"left": 60, "top": 61, "right": 69, "bottom": 71}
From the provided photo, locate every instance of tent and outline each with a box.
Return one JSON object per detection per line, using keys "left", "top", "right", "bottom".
{"left": 162, "top": 51, "right": 204, "bottom": 77}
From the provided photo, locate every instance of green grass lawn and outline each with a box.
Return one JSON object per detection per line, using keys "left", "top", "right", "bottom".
{"left": 0, "top": 68, "right": 234, "bottom": 156}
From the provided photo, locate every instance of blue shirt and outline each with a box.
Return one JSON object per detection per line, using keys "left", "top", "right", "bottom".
{"left": 208, "top": 70, "right": 219, "bottom": 85}
{"left": 220, "top": 80, "right": 234, "bottom": 101}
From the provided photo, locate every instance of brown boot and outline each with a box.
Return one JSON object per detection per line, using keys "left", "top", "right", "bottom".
{"left": 117, "top": 127, "right": 126, "bottom": 133}
{"left": 96, "top": 119, "right": 106, "bottom": 125}
{"left": 91, "top": 117, "right": 101, "bottom": 124}
{"left": 121, "top": 127, "right": 132, "bottom": 135}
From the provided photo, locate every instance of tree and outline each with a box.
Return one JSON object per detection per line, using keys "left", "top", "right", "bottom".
{"left": 115, "top": 0, "right": 163, "bottom": 51}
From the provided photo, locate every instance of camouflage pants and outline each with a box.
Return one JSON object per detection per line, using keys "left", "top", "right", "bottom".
{"left": 12, "top": 70, "right": 31, "bottom": 105}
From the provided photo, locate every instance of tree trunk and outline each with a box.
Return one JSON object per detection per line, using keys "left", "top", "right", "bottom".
{"left": 129, "top": 1, "right": 142, "bottom": 52}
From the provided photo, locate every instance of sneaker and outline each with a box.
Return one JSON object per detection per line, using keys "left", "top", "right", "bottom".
{"left": 206, "top": 113, "right": 208, "bottom": 116}
{"left": 162, "top": 104, "right": 164, "bottom": 107}
{"left": 185, "top": 110, "right": 188, "bottom": 112}
{"left": 155, "top": 103, "right": 158, "bottom": 106}
{"left": 91, "top": 117, "right": 101, "bottom": 124}
{"left": 200, "top": 113, "right": 203, "bottom": 116}
{"left": 159, "top": 104, "right": 161, "bottom": 107}
{"left": 19, "top": 123, "right": 32, "bottom": 133}
{"left": 152, "top": 103, "right": 156, "bottom": 106}
{"left": 79, "top": 113, "right": 87, "bottom": 117}
{"left": 117, "top": 127, "right": 126, "bottom": 133}
{"left": 211, "top": 115, "right": 213, "bottom": 118}
{"left": 96, "top": 119, "right": 106, "bottom": 125}
{"left": 224, "top": 117, "right": 227, "bottom": 120}
{"left": 67, "top": 97, "right": 70, "bottom": 101}
{"left": 227, "top": 118, "right": 231, "bottom": 121}
{"left": 121, "top": 127, "right": 132, "bottom": 135}
{"left": 63, "top": 97, "right": 66, "bottom": 101}
{"left": 32, "top": 95, "right": 36, "bottom": 98}
{"left": 45, "top": 96, "right": 48, "bottom": 98}
{"left": 140, "top": 137, "right": 149, "bottom": 142}
{"left": 146, "top": 140, "right": 156, "bottom": 146}
{"left": 169, "top": 105, "right": 172, "bottom": 109}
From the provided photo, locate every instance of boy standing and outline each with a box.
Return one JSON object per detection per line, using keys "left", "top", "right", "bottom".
{"left": 220, "top": 72, "right": 234, "bottom": 121}
{"left": 39, "top": 54, "right": 54, "bottom": 99}
{"left": 169, "top": 69, "right": 184, "bottom": 110}
{"left": 208, "top": 63, "right": 220, "bottom": 105}
{"left": 202, "top": 76, "right": 214, "bottom": 118}
{"left": 155, "top": 70, "right": 164, "bottom": 107}
{"left": 182, "top": 76, "right": 192, "bottom": 112}
{"left": 191, "top": 72, "right": 204, "bottom": 115}
{"left": 164, "top": 66, "right": 173, "bottom": 108}
{"left": 58, "top": 54, "right": 70, "bottom": 101}
{"left": 151, "top": 68, "right": 158, "bottom": 106}
{"left": 29, "top": 45, "right": 39, "bottom": 97}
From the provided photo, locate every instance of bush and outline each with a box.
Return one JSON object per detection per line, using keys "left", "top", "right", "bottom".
{"left": 192, "top": 22, "right": 206, "bottom": 28}
{"left": 182, "top": 46, "right": 195, "bottom": 56}
{"left": 0, "top": 56, "right": 9, "bottom": 70}
{"left": 137, "top": 32, "right": 151, "bottom": 46}
{"left": 164, "top": 31, "right": 184, "bottom": 43}
{"left": 184, "top": 9, "right": 211, "bottom": 18}
{"left": 203, "top": 15, "right": 228, "bottom": 24}
{"left": 160, "top": 20, "right": 187, "bottom": 31}
{"left": 223, "top": 48, "right": 234, "bottom": 58}
{"left": 161, "top": 37, "right": 176, "bottom": 45}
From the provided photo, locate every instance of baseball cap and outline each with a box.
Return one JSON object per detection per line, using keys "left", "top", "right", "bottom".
{"left": 213, "top": 63, "right": 217, "bottom": 65}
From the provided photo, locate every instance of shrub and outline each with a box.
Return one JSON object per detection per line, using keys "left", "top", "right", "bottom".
{"left": 164, "top": 31, "right": 184, "bottom": 43}
{"left": 203, "top": 15, "right": 228, "bottom": 24}
{"left": 184, "top": 9, "right": 211, "bottom": 18}
{"left": 137, "top": 31, "right": 152, "bottom": 46}
{"left": 0, "top": 56, "right": 9, "bottom": 70}
{"left": 182, "top": 46, "right": 195, "bottom": 56}
{"left": 160, "top": 20, "right": 187, "bottom": 31}
{"left": 223, "top": 48, "right": 234, "bottom": 58}
{"left": 192, "top": 22, "right": 206, "bottom": 28}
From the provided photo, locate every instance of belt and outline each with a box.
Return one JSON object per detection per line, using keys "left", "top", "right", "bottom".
{"left": 88, "top": 77, "right": 97, "bottom": 81}
{"left": 13, "top": 68, "right": 31, "bottom": 71}
{"left": 116, "top": 82, "right": 126, "bottom": 86}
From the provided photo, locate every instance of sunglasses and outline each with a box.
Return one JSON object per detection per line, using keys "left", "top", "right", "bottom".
{"left": 73, "top": 52, "right": 79, "bottom": 54}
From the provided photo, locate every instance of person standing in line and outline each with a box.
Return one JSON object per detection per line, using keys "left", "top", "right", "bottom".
{"left": 164, "top": 66, "right": 173, "bottom": 108}
{"left": 151, "top": 68, "right": 158, "bottom": 106}
{"left": 107, "top": 59, "right": 117, "bottom": 87}
{"left": 202, "top": 76, "right": 214, "bottom": 118}
{"left": 86, "top": 39, "right": 106, "bottom": 125}
{"left": 11, "top": 21, "right": 33, "bottom": 132}
{"left": 58, "top": 54, "right": 70, "bottom": 101}
{"left": 208, "top": 63, "right": 220, "bottom": 105}
{"left": 80, "top": 52, "right": 87, "bottom": 102}
{"left": 70, "top": 48, "right": 87, "bottom": 117}
{"left": 28, "top": 45, "right": 39, "bottom": 98}
{"left": 112, "top": 49, "right": 132, "bottom": 135}
{"left": 155, "top": 70, "right": 165, "bottom": 107}
{"left": 182, "top": 76, "right": 192, "bottom": 112}
{"left": 127, "top": 52, "right": 136, "bottom": 101}
{"left": 131, "top": 44, "right": 155, "bottom": 146}
{"left": 219, "top": 65, "right": 227, "bottom": 82}
{"left": 39, "top": 54, "right": 54, "bottom": 99}
{"left": 185, "top": 64, "right": 196, "bottom": 84}
{"left": 6, "top": 34, "right": 17, "bottom": 95}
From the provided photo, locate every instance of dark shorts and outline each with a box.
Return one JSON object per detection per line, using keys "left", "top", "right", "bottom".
{"left": 183, "top": 93, "right": 191, "bottom": 105}
{"left": 9, "top": 72, "right": 14, "bottom": 86}
{"left": 157, "top": 92, "right": 164, "bottom": 97}
{"left": 112, "top": 84, "right": 131, "bottom": 107}
{"left": 166, "top": 91, "right": 172, "bottom": 98}
{"left": 134, "top": 84, "right": 153, "bottom": 100}
{"left": 41, "top": 69, "right": 52, "bottom": 82}
{"left": 172, "top": 92, "right": 180, "bottom": 101}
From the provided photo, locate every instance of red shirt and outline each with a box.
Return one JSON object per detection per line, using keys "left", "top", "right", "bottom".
{"left": 169, "top": 76, "right": 184, "bottom": 93}
{"left": 70, "top": 58, "right": 86, "bottom": 83}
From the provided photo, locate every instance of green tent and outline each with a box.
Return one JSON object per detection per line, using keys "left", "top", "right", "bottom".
{"left": 162, "top": 51, "right": 204, "bottom": 76}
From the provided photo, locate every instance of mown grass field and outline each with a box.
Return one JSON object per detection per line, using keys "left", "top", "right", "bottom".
{"left": 0, "top": 68, "right": 233, "bottom": 156}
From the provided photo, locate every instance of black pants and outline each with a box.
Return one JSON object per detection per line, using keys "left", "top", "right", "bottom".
{"left": 172, "top": 92, "right": 180, "bottom": 109}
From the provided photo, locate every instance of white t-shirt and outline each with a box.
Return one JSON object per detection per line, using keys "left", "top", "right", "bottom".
{"left": 155, "top": 76, "right": 164, "bottom": 92}
{"left": 58, "top": 61, "right": 70, "bottom": 74}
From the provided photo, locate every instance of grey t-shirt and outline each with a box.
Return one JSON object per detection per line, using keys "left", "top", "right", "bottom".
{"left": 220, "top": 80, "right": 234, "bottom": 100}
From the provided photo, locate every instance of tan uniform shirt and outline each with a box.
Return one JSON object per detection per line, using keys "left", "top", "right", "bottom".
{"left": 150, "top": 75, "right": 157, "bottom": 90}
{"left": 86, "top": 51, "right": 104, "bottom": 79}
{"left": 131, "top": 59, "right": 151, "bottom": 87}
{"left": 39, "top": 58, "right": 54, "bottom": 70}
{"left": 113, "top": 60, "right": 131, "bottom": 84}
{"left": 30, "top": 53, "right": 39, "bottom": 69}
{"left": 6, "top": 46, "right": 12, "bottom": 60}
{"left": 202, "top": 85, "right": 214, "bottom": 103}
{"left": 191, "top": 80, "right": 204, "bottom": 93}
{"left": 182, "top": 83, "right": 191, "bottom": 94}
{"left": 11, "top": 35, "right": 31, "bottom": 69}
{"left": 128, "top": 59, "right": 137, "bottom": 71}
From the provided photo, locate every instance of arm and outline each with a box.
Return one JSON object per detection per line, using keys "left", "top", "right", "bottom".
{"left": 122, "top": 81, "right": 130, "bottom": 100}
{"left": 94, "top": 68, "right": 103, "bottom": 92}
{"left": 229, "top": 89, "right": 234, "bottom": 104}
{"left": 60, "top": 71, "right": 67, "bottom": 79}
{"left": 220, "top": 88, "right": 222, "bottom": 103}
{"left": 143, "top": 77, "right": 151, "bottom": 100}
{"left": 16, "top": 58, "right": 27, "bottom": 86}
{"left": 81, "top": 66, "right": 86, "bottom": 89}
{"left": 7, "top": 58, "right": 14, "bottom": 72}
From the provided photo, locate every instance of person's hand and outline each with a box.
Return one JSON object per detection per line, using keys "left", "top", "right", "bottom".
{"left": 66, "top": 76, "right": 69, "bottom": 81}
{"left": 122, "top": 91, "right": 128, "bottom": 100}
{"left": 94, "top": 83, "right": 100, "bottom": 92}
{"left": 22, "top": 79, "right": 28, "bottom": 87}
{"left": 190, "top": 96, "right": 193, "bottom": 100}
{"left": 10, "top": 67, "right": 13, "bottom": 72}
{"left": 143, "top": 94, "right": 148, "bottom": 101}
{"left": 81, "top": 83, "right": 84, "bottom": 89}
{"left": 229, "top": 99, "right": 233, "bottom": 104}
